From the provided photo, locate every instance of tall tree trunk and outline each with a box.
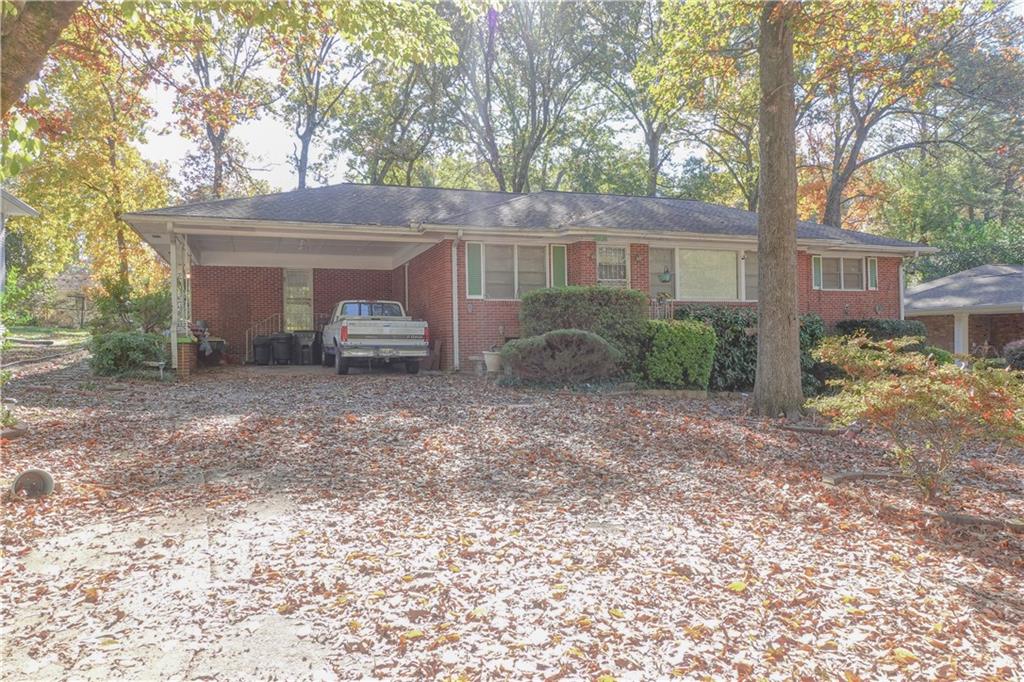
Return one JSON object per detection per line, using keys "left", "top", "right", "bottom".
{"left": 753, "top": 1, "right": 803, "bottom": 418}
{"left": 296, "top": 133, "right": 312, "bottom": 189}
{"left": 1, "top": 1, "right": 81, "bottom": 114}
{"left": 821, "top": 179, "right": 844, "bottom": 227}
{"left": 645, "top": 129, "right": 660, "bottom": 196}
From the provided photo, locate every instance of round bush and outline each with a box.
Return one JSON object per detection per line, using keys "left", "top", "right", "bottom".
{"left": 519, "top": 287, "right": 648, "bottom": 373}
{"left": 500, "top": 329, "right": 622, "bottom": 385}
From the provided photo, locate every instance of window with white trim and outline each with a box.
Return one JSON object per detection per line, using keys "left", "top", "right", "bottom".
{"left": 678, "top": 249, "right": 738, "bottom": 299}
{"left": 466, "top": 243, "right": 551, "bottom": 299}
{"left": 812, "top": 255, "right": 868, "bottom": 291}
{"left": 597, "top": 245, "right": 628, "bottom": 287}
{"left": 283, "top": 268, "right": 313, "bottom": 331}
{"left": 743, "top": 251, "right": 758, "bottom": 301}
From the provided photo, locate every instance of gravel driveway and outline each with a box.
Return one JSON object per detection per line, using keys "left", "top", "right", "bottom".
{"left": 2, "top": 356, "right": 1021, "bottom": 680}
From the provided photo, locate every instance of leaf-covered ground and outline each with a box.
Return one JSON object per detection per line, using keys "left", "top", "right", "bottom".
{"left": 2, "top": 355, "right": 1022, "bottom": 680}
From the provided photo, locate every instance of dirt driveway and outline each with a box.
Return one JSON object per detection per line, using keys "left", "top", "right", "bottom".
{"left": 2, "top": 356, "right": 1022, "bottom": 680}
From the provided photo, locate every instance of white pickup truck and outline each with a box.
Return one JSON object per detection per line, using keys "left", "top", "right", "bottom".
{"left": 321, "top": 300, "right": 429, "bottom": 375}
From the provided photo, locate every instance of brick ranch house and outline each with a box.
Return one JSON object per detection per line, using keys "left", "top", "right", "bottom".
{"left": 123, "top": 183, "right": 932, "bottom": 378}
{"left": 905, "top": 265, "right": 1023, "bottom": 355}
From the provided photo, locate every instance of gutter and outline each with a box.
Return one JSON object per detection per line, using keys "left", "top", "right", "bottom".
{"left": 451, "top": 233, "right": 461, "bottom": 371}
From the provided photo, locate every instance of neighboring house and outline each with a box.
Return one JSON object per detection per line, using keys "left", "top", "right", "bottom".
{"left": 1, "top": 189, "right": 40, "bottom": 303}
{"left": 43, "top": 265, "right": 92, "bottom": 328}
{"left": 905, "top": 265, "right": 1024, "bottom": 356}
{"left": 123, "top": 183, "right": 932, "bottom": 376}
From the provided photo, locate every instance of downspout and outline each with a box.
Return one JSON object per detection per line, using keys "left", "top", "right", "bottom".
{"left": 404, "top": 263, "right": 409, "bottom": 309}
{"left": 451, "top": 234, "right": 461, "bottom": 371}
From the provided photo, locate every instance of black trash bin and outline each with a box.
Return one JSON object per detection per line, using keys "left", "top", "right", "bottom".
{"left": 270, "top": 333, "right": 293, "bottom": 365}
{"left": 312, "top": 331, "right": 323, "bottom": 366}
{"left": 292, "top": 330, "right": 316, "bottom": 365}
{"left": 252, "top": 335, "right": 272, "bottom": 365}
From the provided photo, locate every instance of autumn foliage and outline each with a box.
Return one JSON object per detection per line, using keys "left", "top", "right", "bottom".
{"left": 809, "top": 335, "right": 1024, "bottom": 500}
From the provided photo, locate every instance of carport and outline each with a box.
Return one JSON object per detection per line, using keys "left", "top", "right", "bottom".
{"left": 124, "top": 214, "right": 447, "bottom": 375}
{"left": 905, "top": 265, "right": 1024, "bottom": 355}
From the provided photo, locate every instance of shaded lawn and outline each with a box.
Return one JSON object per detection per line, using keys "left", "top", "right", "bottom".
{"left": 1, "top": 356, "right": 1022, "bottom": 680}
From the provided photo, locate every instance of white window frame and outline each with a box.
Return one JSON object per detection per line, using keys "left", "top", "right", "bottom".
{"left": 812, "top": 255, "right": 868, "bottom": 292}
{"left": 741, "top": 250, "right": 758, "bottom": 302}
{"left": 597, "top": 244, "right": 630, "bottom": 288}
{"left": 867, "top": 257, "right": 879, "bottom": 290}
{"left": 465, "top": 241, "right": 552, "bottom": 301}
{"left": 675, "top": 248, "right": 740, "bottom": 301}
{"left": 283, "top": 268, "right": 314, "bottom": 331}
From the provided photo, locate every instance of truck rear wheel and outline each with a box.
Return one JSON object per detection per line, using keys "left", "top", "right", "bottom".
{"left": 405, "top": 360, "right": 420, "bottom": 374}
{"left": 335, "top": 350, "right": 349, "bottom": 375}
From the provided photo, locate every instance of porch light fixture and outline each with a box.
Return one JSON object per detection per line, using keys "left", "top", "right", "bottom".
{"left": 659, "top": 267, "right": 673, "bottom": 283}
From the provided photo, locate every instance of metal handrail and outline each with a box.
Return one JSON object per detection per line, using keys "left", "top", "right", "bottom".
{"left": 244, "top": 312, "right": 283, "bottom": 363}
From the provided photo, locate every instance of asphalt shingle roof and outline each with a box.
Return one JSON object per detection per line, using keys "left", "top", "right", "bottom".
{"left": 905, "top": 265, "right": 1024, "bottom": 313}
{"left": 131, "top": 182, "right": 927, "bottom": 249}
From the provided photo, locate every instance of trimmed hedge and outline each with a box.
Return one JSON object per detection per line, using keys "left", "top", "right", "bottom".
{"left": 500, "top": 329, "right": 622, "bottom": 384}
{"left": 90, "top": 332, "right": 167, "bottom": 376}
{"left": 519, "top": 286, "right": 649, "bottom": 371}
{"left": 643, "top": 319, "right": 716, "bottom": 390}
{"left": 673, "top": 305, "right": 825, "bottom": 393}
{"left": 1005, "top": 339, "right": 1024, "bottom": 370}
{"left": 833, "top": 318, "right": 927, "bottom": 340}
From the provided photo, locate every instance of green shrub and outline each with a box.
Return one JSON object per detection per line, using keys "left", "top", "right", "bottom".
{"left": 643, "top": 319, "right": 716, "bottom": 389}
{"left": 1005, "top": 340, "right": 1024, "bottom": 370}
{"left": 519, "top": 287, "right": 648, "bottom": 372}
{"left": 809, "top": 335, "right": 1024, "bottom": 500}
{"left": 672, "top": 305, "right": 825, "bottom": 394}
{"left": 500, "top": 329, "right": 621, "bottom": 385}
{"left": 90, "top": 276, "right": 171, "bottom": 334}
{"left": 90, "top": 332, "right": 167, "bottom": 376}
{"left": 922, "top": 345, "right": 954, "bottom": 365}
{"left": 833, "top": 318, "right": 927, "bottom": 340}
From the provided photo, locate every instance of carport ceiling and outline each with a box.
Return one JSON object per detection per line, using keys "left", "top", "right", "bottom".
{"left": 189, "top": 234, "right": 437, "bottom": 270}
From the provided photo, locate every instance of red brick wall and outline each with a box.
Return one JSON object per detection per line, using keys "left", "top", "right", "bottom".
{"left": 568, "top": 241, "right": 597, "bottom": 286}
{"left": 908, "top": 315, "right": 954, "bottom": 351}
{"left": 391, "top": 265, "right": 408, "bottom": 309}
{"left": 455, "top": 241, "right": 522, "bottom": 368}
{"left": 797, "top": 252, "right": 902, "bottom": 325}
{"left": 907, "top": 312, "right": 1023, "bottom": 355}
{"left": 970, "top": 313, "right": 1024, "bottom": 354}
{"left": 193, "top": 265, "right": 394, "bottom": 361}
{"left": 191, "top": 265, "right": 283, "bottom": 361}
{"left": 630, "top": 243, "right": 649, "bottom": 294}
{"left": 404, "top": 241, "right": 454, "bottom": 369}
{"left": 312, "top": 268, "right": 392, "bottom": 321}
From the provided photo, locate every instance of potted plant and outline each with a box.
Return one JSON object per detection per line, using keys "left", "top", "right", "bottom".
{"left": 482, "top": 327, "right": 505, "bottom": 372}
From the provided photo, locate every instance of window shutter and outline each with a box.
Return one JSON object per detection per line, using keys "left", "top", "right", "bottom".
{"left": 812, "top": 256, "right": 823, "bottom": 290}
{"left": 551, "top": 245, "right": 567, "bottom": 287}
{"left": 467, "top": 242, "right": 483, "bottom": 297}
{"left": 867, "top": 257, "right": 878, "bottom": 290}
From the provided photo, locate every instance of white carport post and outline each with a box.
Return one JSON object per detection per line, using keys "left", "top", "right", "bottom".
{"left": 953, "top": 312, "right": 969, "bottom": 355}
{"left": 169, "top": 221, "right": 179, "bottom": 369}
{"left": 168, "top": 225, "right": 195, "bottom": 372}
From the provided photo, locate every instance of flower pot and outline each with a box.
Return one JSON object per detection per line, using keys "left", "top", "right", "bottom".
{"left": 482, "top": 350, "right": 502, "bottom": 373}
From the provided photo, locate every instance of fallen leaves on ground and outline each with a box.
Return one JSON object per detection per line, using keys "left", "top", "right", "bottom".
{"left": 1, "top": 355, "right": 1022, "bottom": 680}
